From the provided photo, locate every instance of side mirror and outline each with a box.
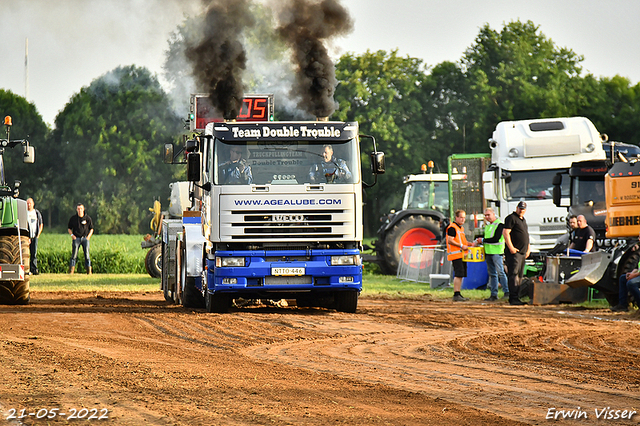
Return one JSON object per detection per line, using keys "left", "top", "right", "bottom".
{"left": 371, "top": 152, "right": 385, "bottom": 174}
{"left": 552, "top": 185, "right": 561, "bottom": 207}
{"left": 164, "top": 144, "right": 174, "bottom": 164}
{"left": 23, "top": 146, "right": 35, "bottom": 164}
{"left": 187, "top": 152, "right": 201, "bottom": 182}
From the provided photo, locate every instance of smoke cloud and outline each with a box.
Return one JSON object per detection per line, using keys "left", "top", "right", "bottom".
{"left": 276, "top": 0, "right": 353, "bottom": 118}
{"left": 185, "top": 0, "right": 255, "bottom": 120}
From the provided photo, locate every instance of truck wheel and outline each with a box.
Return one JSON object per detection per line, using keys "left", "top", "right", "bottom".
{"left": 183, "top": 277, "right": 205, "bottom": 308}
{"left": 145, "top": 244, "right": 162, "bottom": 278}
{"left": 206, "top": 292, "right": 232, "bottom": 313}
{"left": 380, "top": 215, "right": 440, "bottom": 274}
{"left": 335, "top": 291, "right": 358, "bottom": 313}
{"left": 0, "top": 235, "right": 31, "bottom": 305}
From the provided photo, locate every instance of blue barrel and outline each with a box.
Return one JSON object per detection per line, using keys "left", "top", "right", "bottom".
{"left": 461, "top": 261, "right": 489, "bottom": 289}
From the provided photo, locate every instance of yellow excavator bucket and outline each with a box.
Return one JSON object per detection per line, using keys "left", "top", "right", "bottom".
{"left": 149, "top": 200, "right": 162, "bottom": 234}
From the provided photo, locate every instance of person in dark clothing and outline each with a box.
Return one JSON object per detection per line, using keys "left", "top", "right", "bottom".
{"left": 570, "top": 215, "right": 596, "bottom": 253}
{"left": 503, "top": 201, "right": 530, "bottom": 305}
{"left": 68, "top": 203, "right": 94, "bottom": 274}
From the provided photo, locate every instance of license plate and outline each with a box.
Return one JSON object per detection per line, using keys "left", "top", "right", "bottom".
{"left": 272, "top": 267, "right": 305, "bottom": 276}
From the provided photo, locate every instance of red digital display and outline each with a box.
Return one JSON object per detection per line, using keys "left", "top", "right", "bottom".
{"left": 191, "top": 94, "right": 273, "bottom": 130}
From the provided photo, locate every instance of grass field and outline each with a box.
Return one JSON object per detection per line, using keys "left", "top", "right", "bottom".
{"left": 37, "top": 234, "right": 147, "bottom": 274}
{"left": 29, "top": 234, "right": 609, "bottom": 307}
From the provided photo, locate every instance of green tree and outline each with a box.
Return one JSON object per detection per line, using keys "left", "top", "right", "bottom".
{"left": 462, "top": 20, "right": 589, "bottom": 151}
{"left": 51, "top": 65, "right": 183, "bottom": 233}
{"left": 0, "top": 89, "right": 50, "bottom": 210}
{"left": 334, "top": 50, "right": 431, "bottom": 233}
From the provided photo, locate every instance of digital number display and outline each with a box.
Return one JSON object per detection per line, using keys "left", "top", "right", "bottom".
{"left": 192, "top": 94, "right": 274, "bottom": 130}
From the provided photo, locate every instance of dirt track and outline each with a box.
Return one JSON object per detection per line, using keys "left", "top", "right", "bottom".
{"left": 0, "top": 291, "right": 639, "bottom": 425}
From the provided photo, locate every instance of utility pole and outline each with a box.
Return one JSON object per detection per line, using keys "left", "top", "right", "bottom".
{"left": 24, "top": 38, "right": 29, "bottom": 101}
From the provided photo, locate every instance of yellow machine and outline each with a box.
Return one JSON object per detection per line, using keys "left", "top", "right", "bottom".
{"left": 605, "top": 160, "right": 640, "bottom": 238}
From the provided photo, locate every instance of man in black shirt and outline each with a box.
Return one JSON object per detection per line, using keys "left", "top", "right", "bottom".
{"left": 503, "top": 201, "right": 530, "bottom": 305}
{"left": 570, "top": 215, "right": 596, "bottom": 253}
{"left": 68, "top": 203, "right": 94, "bottom": 274}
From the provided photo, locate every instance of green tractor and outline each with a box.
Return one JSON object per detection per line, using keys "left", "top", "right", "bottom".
{"left": 0, "top": 116, "right": 36, "bottom": 305}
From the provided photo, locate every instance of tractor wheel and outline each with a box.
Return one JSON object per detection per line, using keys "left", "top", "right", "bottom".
{"left": 380, "top": 215, "right": 440, "bottom": 274}
{"left": 0, "top": 235, "right": 31, "bottom": 305}
{"left": 607, "top": 248, "right": 640, "bottom": 307}
{"left": 145, "top": 244, "right": 162, "bottom": 278}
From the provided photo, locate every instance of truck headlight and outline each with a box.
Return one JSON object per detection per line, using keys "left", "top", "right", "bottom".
{"left": 331, "top": 255, "right": 361, "bottom": 266}
{"left": 216, "top": 257, "right": 246, "bottom": 267}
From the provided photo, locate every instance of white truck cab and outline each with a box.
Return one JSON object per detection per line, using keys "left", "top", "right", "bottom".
{"left": 483, "top": 117, "right": 606, "bottom": 252}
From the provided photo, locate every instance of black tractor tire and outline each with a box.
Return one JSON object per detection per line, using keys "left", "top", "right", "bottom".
{"left": 145, "top": 244, "right": 162, "bottom": 278}
{"left": 335, "top": 291, "right": 358, "bottom": 313}
{"left": 0, "top": 235, "right": 31, "bottom": 305}
{"left": 606, "top": 248, "right": 640, "bottom": 307}
{"left": 206, "top": 292, "right": 232, "bottom": 313}
{"left": 379, "top": 215, "right": 441, "bottom": 274}
{"left": 519, "top": 277, "right": 534, "bottom": 300}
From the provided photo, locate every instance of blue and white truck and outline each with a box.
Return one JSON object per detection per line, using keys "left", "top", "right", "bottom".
{"left": 162, "top": 108, "right": 384, "bottom": 313}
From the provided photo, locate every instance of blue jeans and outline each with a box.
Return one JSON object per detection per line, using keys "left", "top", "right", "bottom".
{"left": 618, "top": 274, "right": 640, "bottom": 307}
{"left": 70, "top": 237, "right": 91, "bottom": 268}
{"left": 486, "top": 254, "right": 508, "bottom": 297}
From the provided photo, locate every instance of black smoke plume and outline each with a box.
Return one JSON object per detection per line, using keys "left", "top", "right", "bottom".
{"left": 185, "top": 0, "right": 254, "bottom": 119}
{"left": 277, "top": 0, "right": 353, "bottom": 118}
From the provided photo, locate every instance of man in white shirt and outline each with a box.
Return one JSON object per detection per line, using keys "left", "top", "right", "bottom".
{"left": 26, "top": 198, "right": 43, "bottom": 275}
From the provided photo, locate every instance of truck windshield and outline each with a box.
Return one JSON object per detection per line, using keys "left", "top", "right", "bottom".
{"left": 405, "top": 181, "right": 450, "bottom": 216}
{"left": 213, "top": 139, "right": 359, "bottom": 185}
{"left": 506, "top": 169, "right": 569, "bottom": 200}
{"left": 572, "top": 177, "right": 605, "bottom": 206}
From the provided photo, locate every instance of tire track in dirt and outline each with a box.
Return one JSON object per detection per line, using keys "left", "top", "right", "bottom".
{"left": 243, "top": 305, "right": 640, "bottom": 425}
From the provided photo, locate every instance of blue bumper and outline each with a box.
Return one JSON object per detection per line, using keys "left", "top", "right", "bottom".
{"left": 206, "top": 249, "right": 362, "bottom": 296}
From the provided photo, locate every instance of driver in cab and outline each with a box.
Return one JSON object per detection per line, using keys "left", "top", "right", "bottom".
{"left": 309, "top": 144, "right": 352, "bottom": 183}
{"left": 219, "top": 146, "right": 253, "bottom": 184}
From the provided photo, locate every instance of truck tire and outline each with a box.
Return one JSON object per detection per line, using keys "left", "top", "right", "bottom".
{"left": 145, "top": 244, "right": 162, "bottom": 278}
{"left": 335, "top": 290, "right": 358, "bottom": 313}
{"left": 380, "top": 215, "right": 440, "bottom": 274}
{"left": 174, "top": 240, "right": 184, "bottom": 305}
{"left": 0, "top": 235, "right": 30, "bottom": 305}
{"left": 206, "top": 292, "right": 232, "bottom": 313}
{"left": 183, "top": 277, "right": 205, "bottom": 309}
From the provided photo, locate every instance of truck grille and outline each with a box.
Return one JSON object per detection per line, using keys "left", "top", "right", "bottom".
{"left": 224, "top": 209, "right": 351, "bottom": 240}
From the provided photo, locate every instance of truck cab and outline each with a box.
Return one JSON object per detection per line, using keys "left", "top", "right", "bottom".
{"left": 181, "top": 120, "right": 384, "bottom": 312}
{"left": 483, "top": 117, "right": 607, "bottom": 253}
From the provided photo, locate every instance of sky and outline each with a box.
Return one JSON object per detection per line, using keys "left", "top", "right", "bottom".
{"left": 1, "top": 0, "right": 640, "bottom": 126}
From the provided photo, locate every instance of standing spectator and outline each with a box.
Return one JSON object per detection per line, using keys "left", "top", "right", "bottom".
{"left": 503, "top": 201, "right": 530, "bottom": 305}
{"left": 446, "top": 209, "right": 476, "bottom": 302}
{"left": 68, "top": 203, "right": 94, "bottom": 275}
{"left": 26, "top": 198, "right": 43, "bottom": 275}
{"left": 569, "top": 215, "right": 596, "bottom": 253}
{"left": 479, "top": 208, "right": 508, "bottom": 301}
{"left": 568, "top": 215, "right": 578, "bottom": 243}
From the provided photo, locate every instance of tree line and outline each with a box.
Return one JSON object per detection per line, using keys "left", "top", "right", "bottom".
{"left": 1, "top": 20, "right": 639, "bottom": 236}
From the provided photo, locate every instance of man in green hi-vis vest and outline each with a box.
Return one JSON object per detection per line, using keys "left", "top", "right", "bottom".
{"left": 479, "top": 208, "right": 509, "bottom": 301}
